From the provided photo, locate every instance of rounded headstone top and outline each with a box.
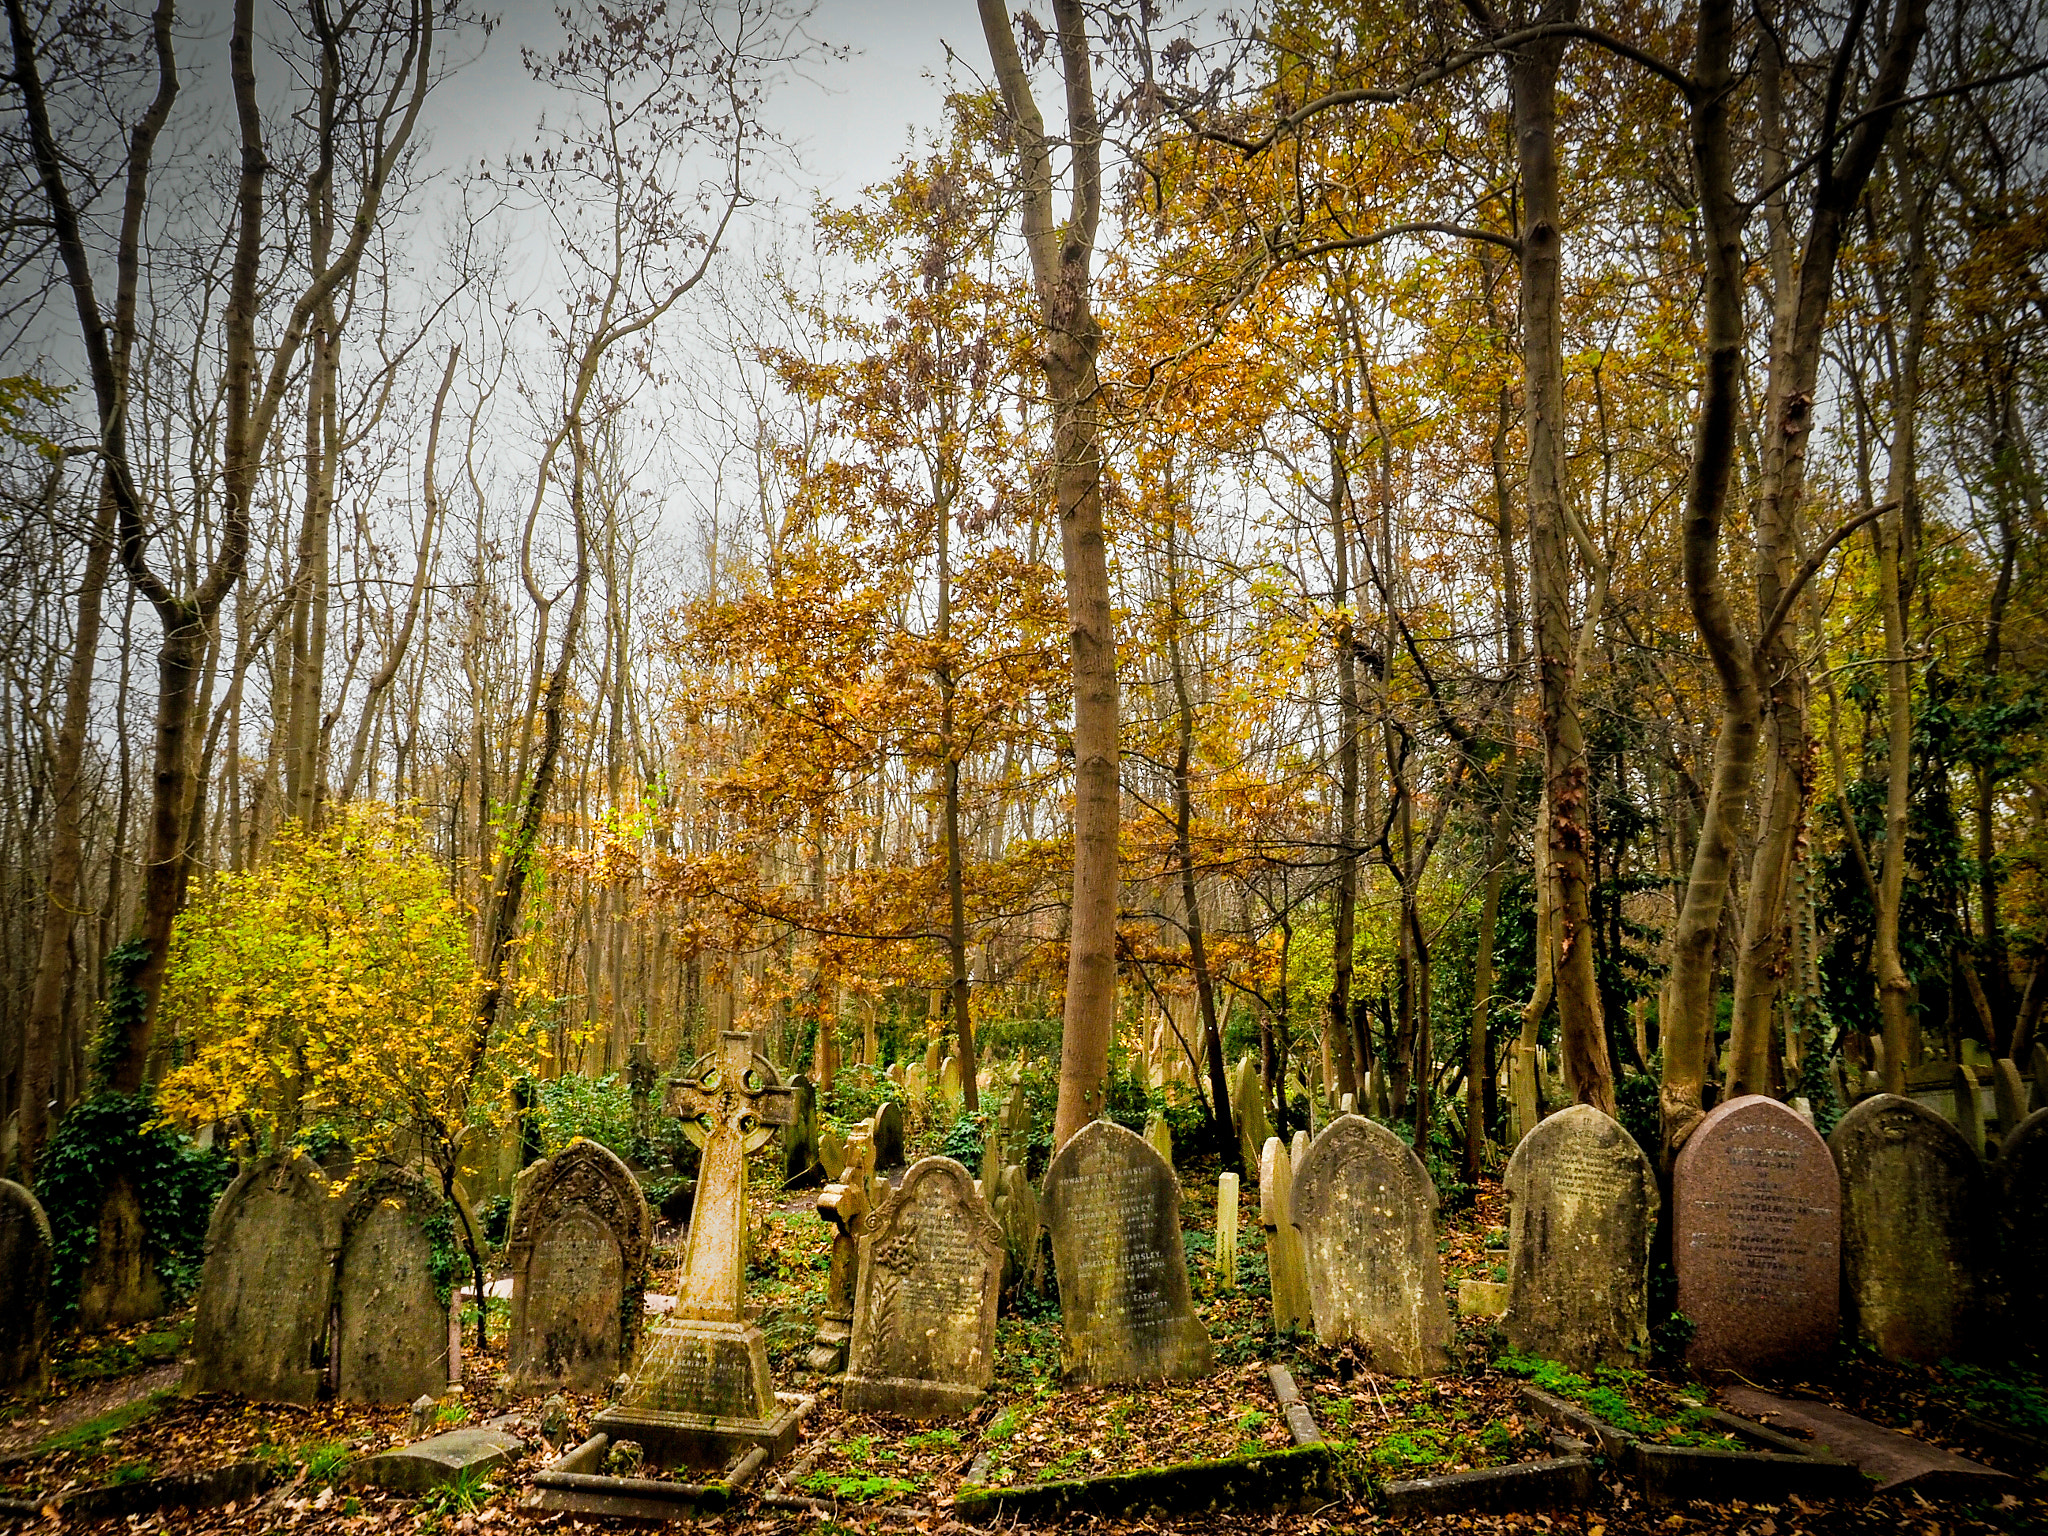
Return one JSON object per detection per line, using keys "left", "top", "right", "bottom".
{"left": 1676, "top": 1093, "right": 1830, "bottom": 1172}
{"left": 1829, "top": 1092, "right": 1981, "bottom": 1169}
{"left": 1295, "top": 1114, "right": 1436, "bottom": 1210}
{"left": 2002, "top": 1105, "right": 2048, "bottom": 1162}
{"left": 1045, "top": 1118, "right": 1179, "bottom": 1201}
{"left": 0, "top": 1177, "right": 55, "bottom": 1245}
{"left": 1507, "top": 1102, "right": 1654, "bottom": 1184}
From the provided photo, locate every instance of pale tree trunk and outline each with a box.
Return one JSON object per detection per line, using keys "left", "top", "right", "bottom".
{"left": 977, "top": 0, "right": 1114, "bottom": 1149}
{"left": 1510, "top": 2, "right": 1614, "bottom": 1113}
{"left": 1326, "top": 432, "right": 1363, "bottom": 1104}
{"left": 1724, "top": 0, "right": 1927, "bottom": 1097}
{"left": 937, "top": 475, "right": 978, "bottom": 1111}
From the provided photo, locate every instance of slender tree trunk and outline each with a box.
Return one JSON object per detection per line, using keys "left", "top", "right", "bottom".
{"left": 1326, "top": 438, "right": 1363, "bottom": 1104}
{"left": 938, "top": 486, "right": 978, "bottom": 1112}
{"left": 1510, "top": 3, "right": 1614, "bottom": 1113}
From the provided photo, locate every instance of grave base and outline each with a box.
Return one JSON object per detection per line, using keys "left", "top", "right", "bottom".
{"left": 841, "top": 1372, "right": 983, "bottom": 1420}
{"left": 592, "top": 1392, "right": 810, "bottom": 1473}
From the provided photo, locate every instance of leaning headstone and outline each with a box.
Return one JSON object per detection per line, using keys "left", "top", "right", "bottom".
{"left": 993, "top": 1163, "right": 1042, "bottom": 1292}
{"left": 1291, "top": 1115, "right": 1452, "bottom": 1376}
{"left": 1001, "top": 1092, "right": 1033, "bottom": 1166}
{"left": 1142, "top": 1111, "right": 1173, "bottom": 1169}
{"left": 1044, "top": 1120, "right": 1212, "bottom": 1384}
{"left": 75, "top": 1175, "right": 166, "bottom": 1330}
{"left": 808, "top": 1133, "right": 879, "bottom": 1373}
{"left": 189, "top": 1153, "right": 339, "bottom": 1402}
{"left": 2002, "top": 1109, "right": 2048, "bottom": 1358}
{"left": 1259, "top": 1136, "right": 1313, "bottom": 1333}
{"left": 782, "top": 1074, "right": 821, "bottom": 1184}
{"left": 0, "top": 1180, "right": 52, "bottom": 1390}
{"left": 1290, "top": 1129, "right": 1310, "bottom": 1170}
{"left": 1504, "top": 1103, "right": 1658, "bottom": 1371}
{"left": 872, "top": 1101, "right": 906, "bottom": 1168}
{"left": 336, "top": 1169, "right": 455, "bottom": 1403}
{"left": 1672, "top": 1095, "right": 1839, "bottom": 1375}
{"left": 506, "top": 1139, "right": 652, "bottom": 1391}
{"left": 1215, "top": 1172, "right": 1239, "bottom": 1292}
{"left": 1953, "top": 1064, "right": 1987, "bottom": 1156}
{"left": 1993, "top": 1059, "right": 2028, "bottom": 1142}
{"left": 939, "top": 1055, "right": 963, "bottom": 1104}
{"left": 843, "top": 1156, "right": 1003, "bottom": 1419}
{"left": 818, "top": 1125, "right": 847, "bottom": 1185}
{"left": 2031, "top": 1044, "right": 2048, "bottom": 1112}
{"left": 1831, "top": 1093, "right": 1987, "bottom": 1364}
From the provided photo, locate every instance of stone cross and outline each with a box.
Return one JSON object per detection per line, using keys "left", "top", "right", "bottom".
{"left": 667, "top": 1031, "right": 795, "bottom": 1324}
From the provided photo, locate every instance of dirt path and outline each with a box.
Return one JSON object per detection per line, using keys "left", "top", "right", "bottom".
{"left": 0, "top": 1363, "right": 182, "bottom": 1462}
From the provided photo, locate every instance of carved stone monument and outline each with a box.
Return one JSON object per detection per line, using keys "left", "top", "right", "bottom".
{"left": 0, "top": 1179, "right": 52, "bottom": 1390}
{"left": 506, "top": 1138, "right": 652, "bottom": 1391}
{"left": 1832, "top": 1093, "right": 1986, "bottom": 1364}
{"left": 335, "top": 1168, "right": 454, "bottom": 1404}
{"left": 843, "top": 1156, "right": 1003, "bottom": 1419}
{"left": 1260, "top": 1136, "right": 1313, "bottom": 1333}
{"left": 1291, "top": 1115, "right": 1452, "bottom": 1375}
{"left": 595, "top": 1032, "right": 807, "bottom": 1469}
{"left": 1504, "top": 1104, "right": 1658, "bottom": 1370}
{"left": 1673, "top": 1094, "right": 1839, "bottom": 1374}
{"left": 190, "top": 1153, "right": 339, "bottom": 1402}
{"left": 1044, "top": 1120, "right": 1212, "bottom": 1384}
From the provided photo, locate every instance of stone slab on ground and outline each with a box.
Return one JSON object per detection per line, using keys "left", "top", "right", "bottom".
{"left": 354, "top": 1428, "right": 525, "bottom": 1495}
{"left": 1721, "top": 1387, "right": 2018, "bottom": 1497}
{"left": 1383, "top": 1456, "right": 1598, "bottom": 1517}
{"left": 1459, "top": 1280, "right": 1508, "bottom": 1317}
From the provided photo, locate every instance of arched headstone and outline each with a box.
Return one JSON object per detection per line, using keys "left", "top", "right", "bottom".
{"left": 336, "top": 1169, "right": 453, "bottom": 1403}
{"left": 1504, "top": 1104, "right": 1658, "bottom": 1370}
{"left": 1831, "top": 1093, "right": 1986, "bottom": 1364}
{"left": 1043, "top": 1120, "right": 1212, "bottom": 1384}
{"left": 1673, "top": 1095, "right": 1838, "bottom": 1374}
{"left": 0, "top": 1180, "right": 52, "bottom": 1390}
{"left": 189, "top": 1154, "right": 339, "bottom": 1402}
{"left": 843, "top": 1156, "right": 1003, "bottom": 1419}
{"left": 1291, "top": 1115, "right": 1452, "bottom": 1375}
{"left": 506, "top": 1139, "right": 652, "bottom": 1391}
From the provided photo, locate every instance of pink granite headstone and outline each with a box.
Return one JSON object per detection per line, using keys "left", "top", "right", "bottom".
{"left": 1674, "top": 1094, "right": 1839, "bottom": 1374}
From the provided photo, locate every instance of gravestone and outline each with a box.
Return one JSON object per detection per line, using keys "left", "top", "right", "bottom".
{"left": 1290, "top": 1129, "right": 1310, "bottom": 1171}
{"left": 1143, "top": 1112, "right": 1173, "bottom": 1169}
{"left": 923, "top": 1038, "right": 942, "bottom": 1077}
{"left": 1044, "top": 1120, "right": 1212, "bottom": 1384}
{"left": 2032, "top": 1045, "right": 2048, "bottom": 1112}
{"left": 887, "top": 1062, "right": 907, "bottom": 1090}
{"left": 1260, "top": 1136, "right": 1313, "bottom": 1333}
{"left": 75, "top": 1175, "right": 166, "bottom": 1331}
{"left": 992, "top": 1163, "right": 1042, "bottom": 1292}
{"left": 939, "top": 1055, "right": 962, "bottom": 1103}
{"left": 1234, "top": 1058, "right": 1271, "bottom": 1171}
{"left": 979, "top": 1114, "right": 1001, "bottom": 1193}
{"left": 782, "top": 1074, "right": 821, "bottom": 1185}
{"left": 2002, "top": 1109, "right": 2048, "bottom": 1358}
{"left": 843, "top": 1156, "right": 1003, "bottom": 1418}
{"left": 336, "top": 1169, "right": 454, "bottom": 1403}
{"left": 1953, "top": 1065, "right": 1987, "bottom": 1156}
{"left": 872, "top": 1101, "right": 906, "bottom": 1168}
{"left": 1831, "top": 1093, "right": 1987, "bottom": 1364}
{"left": 0, "top": 1179, "right": 52, "bottom": 1390}
{"left": 808, "top": 1131, "right": 878, "bottom": 1373}
{"left": 506, "top": 1139, "right": 652, "bottom": 1391}
{"left": 1215, "top": 1172, "right": 1239, "bottom": 1291}
{"left": 1672, "top": 1095, "right": 1839, "bottom": 1374}
{"left": 1001, "top": 1092, "right": 1033, "bottom": 1166}
{"left": 189, "top": 1153, "right": 339, "bottom": 1402}
{"left": 819, "top": 1125, "right": 847, "bottom": 1185}
{"left": 1291, "top": 1115, "right": 1452, "bottom": 1375}
{"left": 1504, "top": 1104, "right": 1658, "bottom": 1371}
{"left": 596, "top": 1031, "right": 804, "bottom": 1469}
{"left": 1993, "top": 1059, "right": 2028, "bottom": 1140}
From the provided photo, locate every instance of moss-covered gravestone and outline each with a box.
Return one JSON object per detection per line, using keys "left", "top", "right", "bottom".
{"left": 0, "top": 1179, "right": 52, "bottom": 1390}
{"left": 1504, "top": 1104, "right": 1658, "bottom": 1371}
{"left": 189, "top": 1153, "right": 339, "bottom": 1402}
{"left": 1673, "top": 1095, "right": 1838, "bottom": 1375}
{"left": 1831, "top": 1093, "right": 1986, "bottom": 1364}
{"left": 336, "top": 1169, "right": 455, "bottom": 1403}
{"left": 506, "top": 1138, "right": 651, "bottom": 1391}
{"left": 1259, "top": 1136, "right": 1312, "bottom": 1332}
{"left": 75, "top": 1174, "right": 166, "bottom": 1330}
{"left": 843, "top": 1156, "right": 1002, "bottom": 1419}
{"left": 1044, "top": 1120, "right": 1212, "bottom": 1385}
{"left": 1291, "top": 1115, "right": 1452, "bottom": 1375}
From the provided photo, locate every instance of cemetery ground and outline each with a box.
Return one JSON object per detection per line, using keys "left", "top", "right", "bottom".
{"left": 2, "top": 1124, "right": 2043, "bottom": 1536}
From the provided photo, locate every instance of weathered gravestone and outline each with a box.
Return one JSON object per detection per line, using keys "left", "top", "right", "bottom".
{"left": 1504, "top": 1104, "right": 1658, "bottom": 1370}
{"left": 2032, "top": 1045, "right": 2048, "bottom": 1112}
{"left": 1143, "top": 1111, "right": 1173, "bottom": 1169}
{"left": 506, "top": 1138, "right": 652, "bottom": 1391}
{"left": 1993, "top": 1060, "right": 2029, "bottom": 1141}
{"left": 992, "top": 1163, "right": 1042, "bottom": 1292}
{"left": 1233, "top": 1058, "right": 1271, "bottom": 1172}
{"left": 2002, "top": 1109, "right": 2048, "bottom": 1358}
{"left": 1215, "top": 1172, "right": 1239, "bottom": 1291}
{"left": 843, "top": 1156, "right": 1003, "bottom": 1419}
{"left": 1831, "top": 1093, "right": 1987, "bottom": 1364}
{"left": 336, "top": 1169, "right": 455, "bottom": 1403}
{"left": 1044, "top": 1120, "right": 1212, "bottom": 1384}
{"left": 1291, "top": 1115, "right": 1452, "bottom": 1375}
{"left": 808, "top": 1130, "right": 878, "bottom": 1373}
{"left": 595, "top": 1032, "right": 805, "bottom": 1469}
{"left": 1260, "top": 1136, "right": 1313, "bottom": 1333}
{"left": 1001, "top": 1091, "right": 1033, "bottom": 1166}
{"left": 1672, "top": 1094, "right": 1838, "bottom": 1375}
{"left": 75, "top": 1175, "right": 166, "bottom": 1331}
{"left": 872, "top": 1100, "right": 906, "bottom": 1169}
{"left": 189, "top": 1153, "right": 339, "bottom": 1402}
{"left": 1953, "top": 1065, "right": 1988, "bottom": 1157}
{"left": 782, "top": 1073, "right": 821, "bottom": 1185}
{"left": 0, "top": 1179, "right": 52, "bottom": 1390}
